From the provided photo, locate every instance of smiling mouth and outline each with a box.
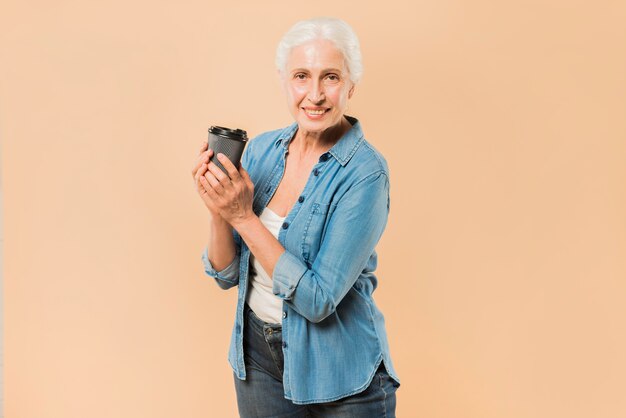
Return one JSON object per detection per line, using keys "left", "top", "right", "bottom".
{"left": 303, "top": 108, "right": 330, "bottom": 116}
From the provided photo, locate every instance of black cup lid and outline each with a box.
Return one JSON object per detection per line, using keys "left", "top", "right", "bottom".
{"left": 209, "top": 125, "right": 248, "bottom": 141}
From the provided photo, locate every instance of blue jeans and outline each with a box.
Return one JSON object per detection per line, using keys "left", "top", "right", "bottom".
{"left": 233, "top": 302, "right": 398, "bottom": 417}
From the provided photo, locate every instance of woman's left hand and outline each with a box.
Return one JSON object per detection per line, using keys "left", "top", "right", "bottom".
{"left": 199, "top": 152, "right": 256, "bottom": 227}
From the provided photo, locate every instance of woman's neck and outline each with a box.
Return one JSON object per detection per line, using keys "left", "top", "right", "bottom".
{"left": 291, "top": 116, "right": 351, "bottom": 158}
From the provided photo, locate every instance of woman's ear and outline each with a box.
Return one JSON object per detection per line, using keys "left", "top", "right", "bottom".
{"left": 348, "top": 83, "right": 356, "bottom": 99}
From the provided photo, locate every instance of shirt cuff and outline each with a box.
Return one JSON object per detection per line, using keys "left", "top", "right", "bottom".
{"left": 272, "top": 250, "right": 308, "bottom": 300}
{"left": 201, "top": 245, "right": 239, "bottom": 283}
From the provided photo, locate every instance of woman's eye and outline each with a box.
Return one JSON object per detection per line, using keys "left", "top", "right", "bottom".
{"left": 325, "top": 74, "right": 339, "bottom": 82}
{"left": 294, "top": 73, "right": 306, "bottom": 80}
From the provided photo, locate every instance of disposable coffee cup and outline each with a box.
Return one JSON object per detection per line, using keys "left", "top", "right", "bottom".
{"left": 207, "top": 125, "right": 248, "bottom": 176}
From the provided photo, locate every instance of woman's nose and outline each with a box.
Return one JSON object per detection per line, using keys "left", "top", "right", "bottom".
{"left": 307, "top": 80, "right": 325, "bottom": 103}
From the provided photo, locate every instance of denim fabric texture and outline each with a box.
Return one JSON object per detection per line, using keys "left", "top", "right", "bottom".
{"left": 201, "top": 115, "right": 401, "bottom": 404}
{"left": 234, "top": 302, "right": 398, "bottom": 417}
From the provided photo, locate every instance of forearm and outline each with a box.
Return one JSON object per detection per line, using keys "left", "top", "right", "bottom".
{"left": 207, "top": 215, "right": 237, "bottom": 271}
{"left": 232, "top": 215, "right": 285, "bottom": 278}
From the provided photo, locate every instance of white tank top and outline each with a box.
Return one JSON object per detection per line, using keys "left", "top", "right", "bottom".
{"left": 245, "top": 206, "right": 286, "bottom": 324}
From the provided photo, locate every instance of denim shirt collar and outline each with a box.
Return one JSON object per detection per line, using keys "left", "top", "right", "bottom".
{"left": 273, "top": 115, "right": 364, "bottom": 167}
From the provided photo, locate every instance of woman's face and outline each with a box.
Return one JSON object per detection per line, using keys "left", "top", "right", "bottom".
{"left": 281, "top": 38, "right": 355, "bottom": 135}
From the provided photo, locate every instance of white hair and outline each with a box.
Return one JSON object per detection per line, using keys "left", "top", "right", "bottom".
{"left": 275, "top": 17, "right": 363, "bottom": 84}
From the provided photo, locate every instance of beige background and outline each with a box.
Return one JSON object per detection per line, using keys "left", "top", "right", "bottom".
{"left": 2, "top": 1, "right": 625, "bottom": 417}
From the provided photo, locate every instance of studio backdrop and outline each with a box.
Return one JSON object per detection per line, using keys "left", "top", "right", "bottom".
{"left": 1, "top": 1, "right": 625, "bottom": 417}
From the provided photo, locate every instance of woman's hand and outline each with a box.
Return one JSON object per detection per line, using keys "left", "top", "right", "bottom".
{"left": 191, "top": 140, "right": 223, "bottom": 217}
{"left": 198, "top": 151, "right": 256, "bottom": 227}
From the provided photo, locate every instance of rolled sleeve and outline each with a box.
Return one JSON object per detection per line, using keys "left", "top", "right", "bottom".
{"left": 201, "top": 245, "right": 240, "bottom": 289}
{"left": 271, "top": 171, "right": 390, "bottom": 323}
{"left": 272, "top": 250, "right": 308, "bottom": 300}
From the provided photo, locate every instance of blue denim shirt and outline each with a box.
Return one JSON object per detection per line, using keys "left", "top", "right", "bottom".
{"left": 201, "top": 115, "right": 401, "bottom": 404}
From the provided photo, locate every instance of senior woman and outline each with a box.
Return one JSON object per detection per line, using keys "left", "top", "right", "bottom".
{"left": 191, "top": 17, "right": 400, "bottom": 417}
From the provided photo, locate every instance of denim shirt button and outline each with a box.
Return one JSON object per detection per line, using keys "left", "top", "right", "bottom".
{"left": 283, "top": 311, "right": 287, "bottom": 319}
{"left": 282, "top": 341, "right": 287, "bottom": 348}
{"left": 298, "top": 195, "right": 305, "bottom": 203}
{"left": 282, "top": 222, "right": 289, "bottom": 229}
{"left": 313, "top": 168, "right": 319, "bottom": 176}
{"left": 319, "top": 153, "right": 329, "bottom": 162}
{"left": 265, "top": 185, "right": 271, "bottom": 193}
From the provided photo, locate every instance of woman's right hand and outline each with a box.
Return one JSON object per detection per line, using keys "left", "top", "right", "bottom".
{"left": 191, "top": 140, "right": 222, "bottom": 217}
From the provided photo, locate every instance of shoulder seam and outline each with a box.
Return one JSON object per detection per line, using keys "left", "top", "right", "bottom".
{"left": 359, "top": 140, "right": 388, "bottom": 173}
{"left": 351, "top": 170, "right": 389, "bottom": 190}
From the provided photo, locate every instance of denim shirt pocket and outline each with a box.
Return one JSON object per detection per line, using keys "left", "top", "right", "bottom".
{"left": 301, "top": 202, "right": 338, "bottom": 264}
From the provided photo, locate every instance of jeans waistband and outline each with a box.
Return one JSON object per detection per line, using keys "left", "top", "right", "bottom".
{"left": 244, "top": 302, "right": 282, "bottom": 332}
